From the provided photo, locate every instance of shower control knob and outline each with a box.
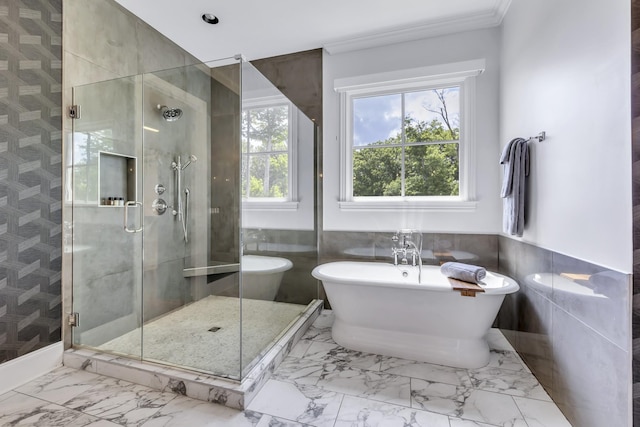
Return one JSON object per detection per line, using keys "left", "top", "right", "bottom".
{"left": 152, "top": 199, "right": 168, "bottom": 215}
{"left": 154, "top": 184, "right": 166, "bottom": 195}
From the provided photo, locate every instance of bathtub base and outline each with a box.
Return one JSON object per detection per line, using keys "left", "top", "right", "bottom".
{"left": 332, "top": 319, "right": 490, "bottom": 369}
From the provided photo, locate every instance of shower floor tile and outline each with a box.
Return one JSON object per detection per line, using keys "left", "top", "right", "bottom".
{"left": 98, "top": 295, "right": 305, "bottom": 377}
{"left": 2, "top": 310, "right": 572, "bottom": 427}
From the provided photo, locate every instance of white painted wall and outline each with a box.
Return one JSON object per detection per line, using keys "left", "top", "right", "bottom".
{"left": 323, "top": 28, "right": 502, "bottom": 233}
{"left": 500, "top": 0, "right": 631, "bottom": 272}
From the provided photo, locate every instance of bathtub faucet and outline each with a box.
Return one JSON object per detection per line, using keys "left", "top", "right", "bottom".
{"left": 243, "top": 229, "right": 267, "bottom": 252}
{"left": 392, "top": 230, "right": 423, "bottom": 283}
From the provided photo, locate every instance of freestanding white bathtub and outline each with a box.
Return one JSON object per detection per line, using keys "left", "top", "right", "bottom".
{"left": 242, "top": 255, "right": 293, "bottom": 301}
{"left": 312, "top": 261, "right": 519, "bottom": 369}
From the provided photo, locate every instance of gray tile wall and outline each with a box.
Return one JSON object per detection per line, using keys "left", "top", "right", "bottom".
{"left": 251, "top": 49, "right": 323, "bottom": 126}
{"left": 496, "top": 236, "right": 631, "bottom": 427}
{"left": 320, "top": 232, "right": 498, "bottom": 269}
{"left": 210, "top": 68, "right": 240, "bottom": 265}
{"left": 141, "top": 64, "right": 212, "bottom": 321}
{"left": 0, "top": 0, "right": 63, "bottom": 363}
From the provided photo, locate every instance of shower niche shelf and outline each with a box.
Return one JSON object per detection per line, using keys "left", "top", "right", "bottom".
{"left": 98, "top": 151, "right": 136, "bottom": 207}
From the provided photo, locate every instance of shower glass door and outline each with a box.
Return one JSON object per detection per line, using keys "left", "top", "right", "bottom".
{"left": 70, "top": 75, "right": 144, "bottom": 358}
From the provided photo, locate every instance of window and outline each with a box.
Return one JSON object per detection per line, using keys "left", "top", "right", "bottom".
{"left": 352, "top": 87, "right": 460, "bottom": 198}
{"left": 335, "top": 60, "right": 483, "bottom": 211}
{"left": 241, "top": 99, "right": 296, "bottom": 206}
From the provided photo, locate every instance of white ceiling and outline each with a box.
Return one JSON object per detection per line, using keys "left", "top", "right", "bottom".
{"left": 114, "top": 0, "right": 512, "bottom": 62}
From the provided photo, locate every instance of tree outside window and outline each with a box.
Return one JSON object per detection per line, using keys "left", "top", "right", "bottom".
{"left": 351, "top": 87, "right": 460, "bottom": 198}
{"left": 241, "top": 104, "right": 290, "bottom": 199}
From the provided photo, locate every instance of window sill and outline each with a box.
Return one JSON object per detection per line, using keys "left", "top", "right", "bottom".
{"left": 338, "top": 199, "right": 477, "bottom": 212}
{"left": 242, "top": 201, "right": 299, "bottom": 211}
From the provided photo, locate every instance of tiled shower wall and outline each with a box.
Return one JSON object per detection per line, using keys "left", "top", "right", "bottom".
{"left": 0, "top": 0, "right": 63, "bottom": 363}
{"left": 496, "top": 236, "right": 631, "bottom": 427}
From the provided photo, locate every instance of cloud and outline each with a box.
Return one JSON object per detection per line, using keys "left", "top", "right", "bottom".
{"left": 353, "top": 94, "right": 401, "bottom": 146}
{"left": 352, "top": 87, "right": 460, "bottom": 147}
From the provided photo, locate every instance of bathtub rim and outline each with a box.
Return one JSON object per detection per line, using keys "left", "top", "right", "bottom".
{"left": 311, "top": 261, "right": 519, "bottom": 295}
{"left": 241, "top": 254, "right": 293, "bottom": 275}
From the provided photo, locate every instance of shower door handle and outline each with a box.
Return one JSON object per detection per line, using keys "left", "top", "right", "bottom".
{"left": 124, "top": 201, "right": 143, "bottom": 233}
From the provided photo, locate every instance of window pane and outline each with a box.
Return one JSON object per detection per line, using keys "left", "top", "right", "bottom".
{"left": 266, "top": 154, "right": 288, "bottom": 197}
{"left": 404, "top": 143, "right": 459, "bottom": 196}
{"left": 246, "top": 105, "right": 288, "bottom": 153}
{"left": 241, "top": 154, "right": 248, "bottom": 197}
{"left": 241, "top": 111, "right": 249, "bottom": 153}
{"left": 405, "top": 87, "right": 460, "bottom": 143}
{"left": 352, "top": 146, "right": 402, "bottom": 196}
{"left": 247, "top": 154, "right": 289, "bottom": 198}
{"left": 353, "top": 94, "right": 401, "bottom": 147}
{"left": 248, "top": 155, "right": 266, "bottom": 197}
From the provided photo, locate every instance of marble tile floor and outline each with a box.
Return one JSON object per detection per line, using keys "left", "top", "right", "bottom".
{"left": 0, "top": 310, "right": 571, "bottom": 426}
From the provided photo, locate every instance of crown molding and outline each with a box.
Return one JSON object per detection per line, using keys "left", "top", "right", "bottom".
{"left": 324, "top": 0, "right": 512, "bottom": 55}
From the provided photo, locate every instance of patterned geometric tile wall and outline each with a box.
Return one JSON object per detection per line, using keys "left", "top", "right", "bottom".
{"left": 0, "top": 0, "right": 63, "bottom": 364}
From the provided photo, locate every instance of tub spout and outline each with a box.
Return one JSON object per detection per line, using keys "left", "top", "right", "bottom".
{"left": 407, "top": 240, "right": 423, "bottom": 283}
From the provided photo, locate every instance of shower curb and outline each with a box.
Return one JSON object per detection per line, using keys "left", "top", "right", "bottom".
{"left": 63, "top": 300, "right": 323, "bottom": 410}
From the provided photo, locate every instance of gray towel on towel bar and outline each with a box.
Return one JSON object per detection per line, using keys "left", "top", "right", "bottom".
{"left": 440, "top": 262, "right": 487, "bottom": 284}
{"left": 500, "top": 138, "right": 530, "bottom": 237}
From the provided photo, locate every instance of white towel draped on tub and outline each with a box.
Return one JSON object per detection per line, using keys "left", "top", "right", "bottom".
{"left": 500, "top": 138, "right": 529, "bottom": 236}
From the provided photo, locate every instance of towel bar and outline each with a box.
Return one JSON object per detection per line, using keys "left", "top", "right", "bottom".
{"left": 528, "top": 131, "right": 546, "bottom": 142}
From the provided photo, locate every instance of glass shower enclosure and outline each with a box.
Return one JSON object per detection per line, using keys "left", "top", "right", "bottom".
{"left": 69, "top": 57, "right": 317, "bottom": 381}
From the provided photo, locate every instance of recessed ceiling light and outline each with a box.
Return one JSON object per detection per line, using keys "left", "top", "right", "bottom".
{"left": 202, "top": 13, "right": 219, "bottom": 25}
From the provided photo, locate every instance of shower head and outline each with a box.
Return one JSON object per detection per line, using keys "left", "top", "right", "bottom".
{"left": 157, "top": 104, "right": 183, "bottom": 122}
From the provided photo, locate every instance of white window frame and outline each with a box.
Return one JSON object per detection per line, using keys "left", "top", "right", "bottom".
{"left": 334, "top": 60, "right": 484, "bottom": 212}
{"left": 241, "top": 95, "right": 299, "bottom": 211}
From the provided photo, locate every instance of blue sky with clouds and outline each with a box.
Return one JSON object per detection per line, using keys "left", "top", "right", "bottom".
{"left": 353, "top": 87, "right": 460, "bottom": 147}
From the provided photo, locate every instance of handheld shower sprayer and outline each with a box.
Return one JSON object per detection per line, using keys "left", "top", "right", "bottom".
{"left": 182, "top": 155, "right": 197, "bottom": 169}
{"left": 171, "top": 155, "right": 197, "bottom": 171}
{"left": 171, "top": 154, "right": 197, "bottom": 242}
